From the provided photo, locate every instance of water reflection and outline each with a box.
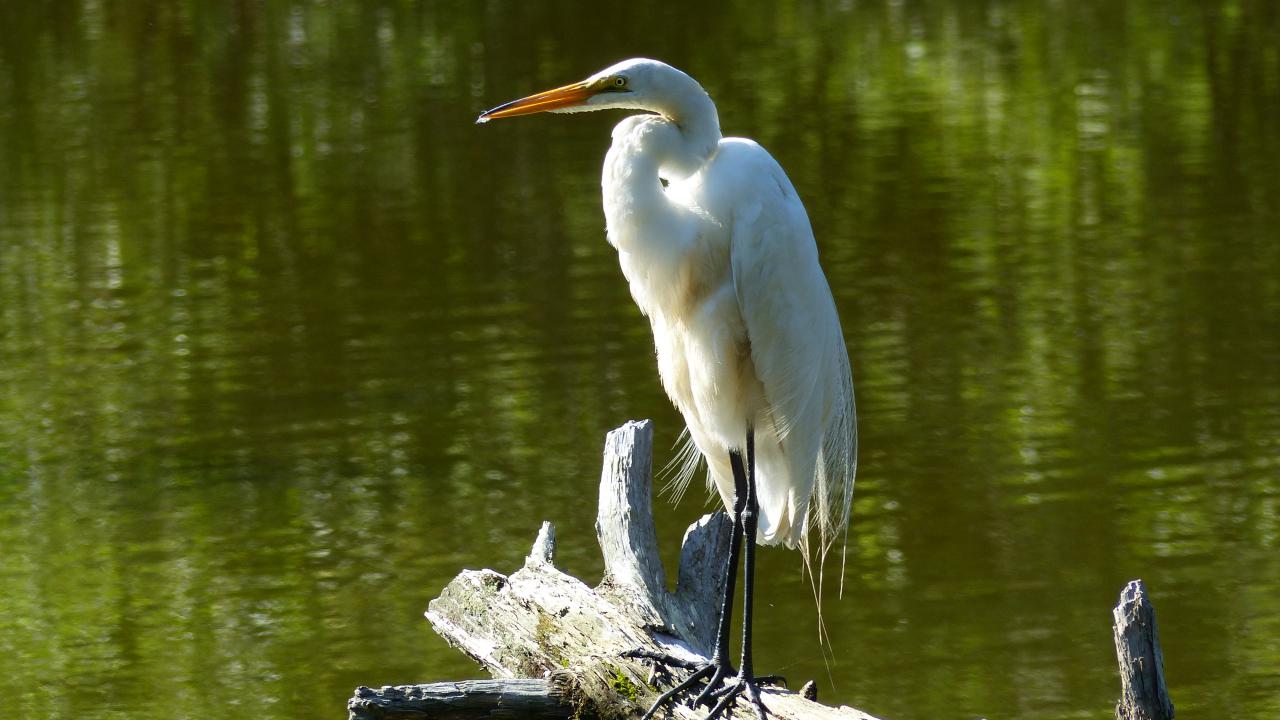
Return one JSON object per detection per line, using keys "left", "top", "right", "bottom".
{"left": 1, "top": 2, "right": 1277, "bottom": 719}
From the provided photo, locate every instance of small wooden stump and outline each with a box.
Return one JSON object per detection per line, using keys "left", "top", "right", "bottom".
{"left": 395, "top": 420, "right": 882, "bottom": 720}
{"left": 1112, "top": 579, "right": 1174, "bottom": 720}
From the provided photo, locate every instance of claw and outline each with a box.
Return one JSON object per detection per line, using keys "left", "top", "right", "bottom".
{"left": 691, "top": 663, "right": 731, "bottom": 707}
{"left": 705, "top": 675, "right": 768, "bottom": 720}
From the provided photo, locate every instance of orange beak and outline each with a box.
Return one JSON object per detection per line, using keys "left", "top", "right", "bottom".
{"left": 477, "top": 80, "right": 598, "bottom": 123}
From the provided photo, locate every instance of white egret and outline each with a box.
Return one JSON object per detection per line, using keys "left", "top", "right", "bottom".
{"left": 478, "top": 58, "right": 856, "bottom": 719}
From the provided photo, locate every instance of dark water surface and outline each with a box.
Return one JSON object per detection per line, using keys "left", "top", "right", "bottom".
{"left": 2, "top": 3, "right": 1278, "bottom": 719}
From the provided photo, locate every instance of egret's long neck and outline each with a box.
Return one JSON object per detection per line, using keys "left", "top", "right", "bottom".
{"left": 603, "top": 117, "right": 671, "bottom": 244}
{"left": 601, "top": 87, "right": 720, "bottom": 208}
{"left": 602, "top": 113, "right": 709, "bottom": 263}
{"left": 601, "top": 79, "right": 720, "bottom": 253}
{"left": 602, "top": 116, "right": 706, "bottom": 321}
{"left": 659, "top": 89, "right": 721, "bottom": 179}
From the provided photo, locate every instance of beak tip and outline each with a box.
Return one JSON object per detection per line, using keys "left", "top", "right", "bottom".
{"left": 475, "top": 114, "right": 489, "bottom": 125}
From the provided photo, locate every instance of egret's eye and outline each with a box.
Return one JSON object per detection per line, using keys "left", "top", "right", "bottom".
{"left": 613, "top": 76, "right": 627, "bottom": 89}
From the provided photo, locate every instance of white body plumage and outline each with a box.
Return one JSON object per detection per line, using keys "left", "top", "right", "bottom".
{"left": 594, "top": 61, "right": 856, "bottom": 550}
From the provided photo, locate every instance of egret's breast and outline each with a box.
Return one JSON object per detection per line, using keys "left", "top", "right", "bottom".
{"left": 632, "top": 239, "right": 759, "bottom": 452}
{"left": 603, "top": 124, "right": 762, "bottom": 452}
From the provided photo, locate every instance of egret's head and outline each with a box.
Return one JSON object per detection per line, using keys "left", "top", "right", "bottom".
{"left": 477, "top": 58, "right": 705, "bottom": 123}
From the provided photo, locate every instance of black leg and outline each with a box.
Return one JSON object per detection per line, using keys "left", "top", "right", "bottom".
{"left": 689, "top": 449, "right": 751, "bottom": 708}
{"left": 634, "top": 447, "right": 748, "bottom": 720}
{"left": 736, "top": 430, "right": 771, "bottom": 718}
{"left": 705, "top": 429, "right": 769, "bottom": 720}
{"left": 630, "top": 427, "right": 774, "bottom": 720}
{"left": 740, "top": 428, "right": 758, "bottom": 680}
{"left": 715, "top": 450, "right": 748, "bottom": 668}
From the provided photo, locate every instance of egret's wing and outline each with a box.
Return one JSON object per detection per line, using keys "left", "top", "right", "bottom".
{"left": 709, "top": 140, "right": 857, "bottom": 549}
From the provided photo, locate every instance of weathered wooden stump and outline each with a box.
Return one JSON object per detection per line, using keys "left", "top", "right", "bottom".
{"left": 1112, "top": 579, "right": 1174, "bottom": 720}
{"left": 349, "top": 420, "right": 882, "bottom": 720}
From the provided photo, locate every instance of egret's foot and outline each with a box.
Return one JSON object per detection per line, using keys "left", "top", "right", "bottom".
{"left": 624, "top": 650, "right": 726, "bottom": 719}
{"left": 624, "top": 650, "right": 781, "bottom": 720}
{"left": 704, "top": 673, "right": 770, "bottom": 720}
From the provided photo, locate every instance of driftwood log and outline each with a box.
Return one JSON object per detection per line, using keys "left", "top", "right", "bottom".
{"left": 348, "top": 421, "right": 1178, "bottom": 719}
{"left": 348, "top": 680, "right": 574, "bottom": 719}
{"left": 350, "top": 420, "right": 883, "bottom": 720}
{"left": 1112, "top": 579, "right": 1175, "bottom": 720}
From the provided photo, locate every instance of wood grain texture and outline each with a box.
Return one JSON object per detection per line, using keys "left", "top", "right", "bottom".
{"left": 1113, "top": 579, "right": 1175, "bottom": 720}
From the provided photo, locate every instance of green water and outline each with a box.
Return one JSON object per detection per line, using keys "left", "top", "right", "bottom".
{"left": 1, "top": 2, "right": 1278, "bottom": 719}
